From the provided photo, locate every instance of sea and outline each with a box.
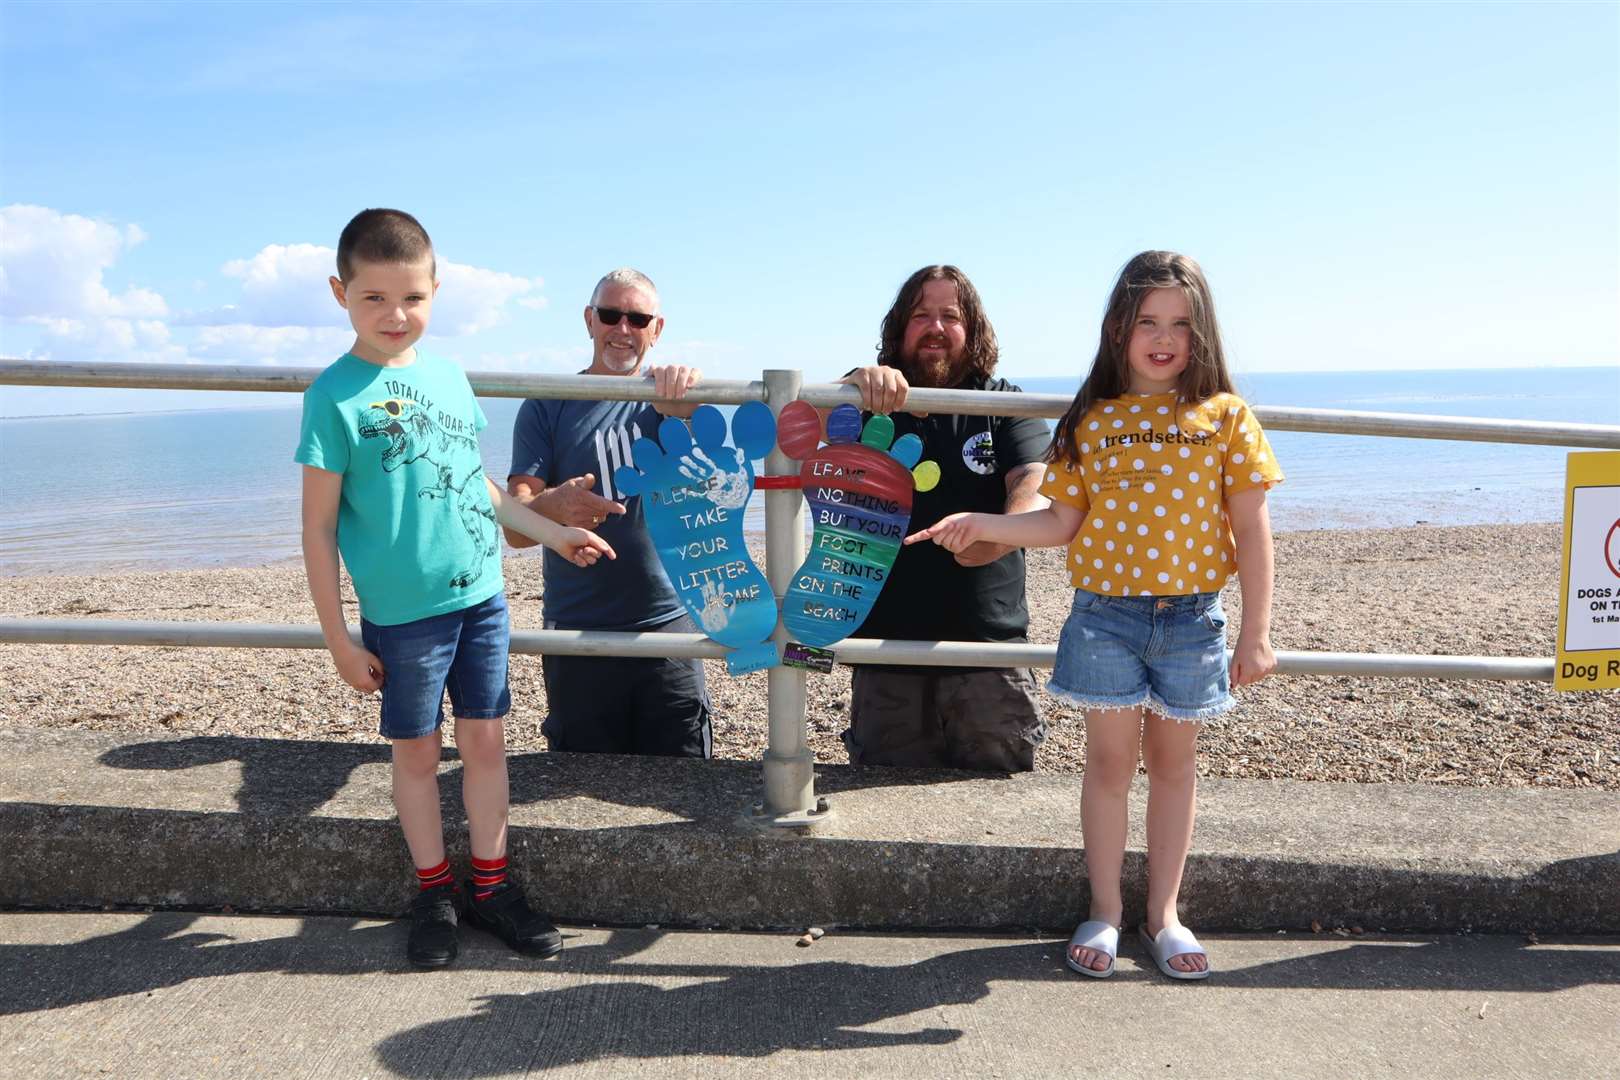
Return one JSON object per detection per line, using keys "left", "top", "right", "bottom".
{"left": 2, "top": 366, "right": 1615, "bottom": 576}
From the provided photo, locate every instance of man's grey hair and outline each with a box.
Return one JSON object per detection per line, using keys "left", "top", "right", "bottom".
{"left": 590, "top": 267, "right": 660, "bottom": 310}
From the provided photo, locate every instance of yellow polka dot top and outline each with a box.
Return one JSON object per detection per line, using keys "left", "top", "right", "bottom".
{"left": 1039, "top": 392, "right": 1284, "bottom": 596}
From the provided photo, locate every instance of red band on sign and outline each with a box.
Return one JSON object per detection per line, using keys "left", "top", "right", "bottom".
{"left": 754, "top": 475, "right": 803, "bottom": 490}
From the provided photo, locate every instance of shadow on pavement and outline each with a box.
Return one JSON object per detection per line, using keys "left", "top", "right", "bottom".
{"left": 376, "top": 931, "right": 1620, "bottom": 1076}
{"left": 5, "top": 914, "right": 1617, "bottom": 1076}
{"left": 99, "top": 736, "right": 390, "bottom": 818}
{"left": 95, "top": 735, "right": 992, "bottom": 826}
{"left": 3, "top": 912, "right": 398, "bottom": 1015}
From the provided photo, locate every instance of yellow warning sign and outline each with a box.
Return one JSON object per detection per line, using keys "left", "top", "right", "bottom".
{"left": 1555, "top": 451, "right": 1620, "bottom": 691}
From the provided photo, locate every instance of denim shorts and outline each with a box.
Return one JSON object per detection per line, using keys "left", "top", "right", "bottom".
{"left": 1047, "top": 589, "right": 1235, "bottom": 723}
{"left": 360, "top": 591, "right": 512, "bottom": 740}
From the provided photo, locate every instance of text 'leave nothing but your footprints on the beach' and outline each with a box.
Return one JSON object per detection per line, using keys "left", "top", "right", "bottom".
{"left": 776, "top": 401, "right": 940, "bottom": 650}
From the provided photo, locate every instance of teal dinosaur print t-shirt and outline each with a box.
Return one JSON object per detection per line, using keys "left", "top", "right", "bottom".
{"left": 295, "top": 351, "right": 503, "bottom": 626}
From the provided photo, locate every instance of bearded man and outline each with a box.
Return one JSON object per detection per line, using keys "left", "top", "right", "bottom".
{"left": 836, "top": 265, "right": 1052, "bottom": 772}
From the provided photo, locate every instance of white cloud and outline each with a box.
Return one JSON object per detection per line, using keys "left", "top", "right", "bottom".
{"left": 195, "top": 243, "right": 546, "bottom": 336}
{"left": 0, "top": 204, "right": 168, "bottom": 320}
{"left": 24, "top": 316, "right": 187, "bottom": 366}
{"left": 432, "top": 260, "right": 546, "bottom": 335}
{"left": 0, "top": 207, "right": 552, "bottom": 382}
{"left": 189, "top": 324, "right": 354, "bottom": 365}
{"left": 209, "top": 243, "right": 337, "bottom": 328}
{"left": 14, "top": 317, "right": 343, "bottom": 375}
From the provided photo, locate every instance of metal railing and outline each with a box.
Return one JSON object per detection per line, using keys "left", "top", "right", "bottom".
{"left": 0, "top": 618, "right": 1556, "bottom": 682}
{"left": 2, "top": 358, "right": 1615, "bottom": 823}
{"left": 6, "top": 359, "right": 1619, "bottom": 444}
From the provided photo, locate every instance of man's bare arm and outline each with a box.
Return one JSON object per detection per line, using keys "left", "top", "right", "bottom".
{"left": 503, "top": 474, "right": 625, "bottom": 547}
{"left": 952, "top": 462, "right": 1050, "bottom": 568}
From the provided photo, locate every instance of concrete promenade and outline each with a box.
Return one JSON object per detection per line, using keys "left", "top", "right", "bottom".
{"left": 2, "top": 727, "right": 1615, "bottom": 933}
{"left": 3, "top": 914, "right": 1617, "bottom": 1079}
{"left": 3, "top": 726, "right": 1618, "bottom": 1077}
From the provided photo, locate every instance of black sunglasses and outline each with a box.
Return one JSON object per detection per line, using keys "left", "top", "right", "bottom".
{"left": 593, "top": 306, "right": 656, "bottom": 329}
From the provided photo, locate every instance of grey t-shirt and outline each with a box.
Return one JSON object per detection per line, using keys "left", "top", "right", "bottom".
{"left": 509, "top": 396, "right": 683, "bottom": 631}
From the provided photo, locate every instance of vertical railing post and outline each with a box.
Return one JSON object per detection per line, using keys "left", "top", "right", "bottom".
{"left": 754, "top": 368, "right": 823, "bottom": 825}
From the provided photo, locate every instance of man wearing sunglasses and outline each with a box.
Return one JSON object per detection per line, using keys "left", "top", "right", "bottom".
{"left": 505, "top": 268, "right": 713, "bottom": 758}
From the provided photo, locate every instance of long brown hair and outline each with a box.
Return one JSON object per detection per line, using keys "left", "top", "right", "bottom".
{"left": 875, "top": 265, "right": 999, "bottom": 381}
{"left": 1047, "top": 251, "right": 1234, "bottom": 466}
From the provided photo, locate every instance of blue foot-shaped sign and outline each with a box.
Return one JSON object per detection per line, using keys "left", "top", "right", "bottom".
{"left": 615, "top": 403, "right": 780, "bottom": 674}
{"left": 776, "top": 402, "right": 939, "bottom": 647}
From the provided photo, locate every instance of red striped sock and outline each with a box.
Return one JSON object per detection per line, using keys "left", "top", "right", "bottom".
{"left": 415, "top": 859, "right": 453, "bottom": 892}
{"left": 470, "top": 855, "right": 508, "bottom": 901}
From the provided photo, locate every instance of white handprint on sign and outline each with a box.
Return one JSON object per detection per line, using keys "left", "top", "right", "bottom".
{"left": 696, "top": 575, "right": 730, "bottom": 633}
{"left": 678, "top": 445, "right": 750, "bottom": 510}
{"left": 613, "top": 402, "right": 780, "bottom": 674}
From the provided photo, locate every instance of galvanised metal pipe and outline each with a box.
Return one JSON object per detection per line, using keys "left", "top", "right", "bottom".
{"left": 0, "top": 360, "right": 323, "bottom": 394}
{"left": 5, "top": 359, "right": 1615, "bottom": 447}
{"left": 759, "top": 369, "right": 814, "bottom": 817}
{"left": 794, "top": 381, "right": 1075, "bottom": 419}
{"left": 0, "top": 619, "right": 1557, "bottom": 681}
{"left": 1250, "top": 406, "right": 1620, "bottom": 449}
{"left": 468, "top": 372, "right": 765, "bottom": 404}
{"left": 826, "top": 638, "right": 1556, "bottom": 681}
{"left": 0, "top": 359, "right": 766, "bottom": 404}
{"left": 0, "top": 619, "right": 729, "bottom": 658}
{"left": 1273, "top": 650, "right": 1554, "bottom": 681}
{"left": 795, "top": 380, "right": 1620, "bottom": 447}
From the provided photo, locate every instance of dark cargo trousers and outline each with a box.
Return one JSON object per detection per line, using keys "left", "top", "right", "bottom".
{"left": 843, "top": 666, "right": 1045, "bottom": 772}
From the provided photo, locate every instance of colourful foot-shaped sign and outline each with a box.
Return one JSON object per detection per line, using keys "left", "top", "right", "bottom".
{"left": 615, "top": 403, "right": 780, "bottom": 674}
{"left": 776, "top": 402, "right": 939, "bottom": 647}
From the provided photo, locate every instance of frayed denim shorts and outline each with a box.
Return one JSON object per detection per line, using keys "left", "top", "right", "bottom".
{"left": 1047, "top": 589, "right": 1235, "bottom": 723}
{"left": 360, "top": 591, "right": 512, "bottom": 741}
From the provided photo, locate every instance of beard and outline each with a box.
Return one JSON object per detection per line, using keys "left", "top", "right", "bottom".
{"left": 898, "top": 341, "right": 967, "bottom": 389}
{"left": 594, "top": 345, "right": 643, "bottom": 375}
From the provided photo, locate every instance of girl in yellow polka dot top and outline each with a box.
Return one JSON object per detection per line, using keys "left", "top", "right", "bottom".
{"left": 907, "top": 251, "right": 1283, "bottom": 982}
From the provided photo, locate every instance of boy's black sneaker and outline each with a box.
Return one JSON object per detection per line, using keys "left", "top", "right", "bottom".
{"left": 464, "top": 878, "right": 563, "bottom": 958}
{"left": 406, "top": 882, "right": 462, "bottom": 969}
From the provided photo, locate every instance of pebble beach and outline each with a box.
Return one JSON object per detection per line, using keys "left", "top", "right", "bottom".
{"left": 1, "top": 522, "right": 1615, "bottom": 790}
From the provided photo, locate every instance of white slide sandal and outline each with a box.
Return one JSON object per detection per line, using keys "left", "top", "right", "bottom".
{"left": 1065, "top": 919, "right": 1119, "bottom": 978}
{"left": 1138, "top": 923, "right": 1212, "bottom": 981}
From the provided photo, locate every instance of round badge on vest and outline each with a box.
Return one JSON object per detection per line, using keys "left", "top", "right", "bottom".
{"left": 961, "top": 429, "right": 996, "bottom": 475}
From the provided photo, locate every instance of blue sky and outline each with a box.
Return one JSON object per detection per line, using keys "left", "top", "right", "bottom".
{"left": 2, "top": 1, "right": 1617, "bottom": 416}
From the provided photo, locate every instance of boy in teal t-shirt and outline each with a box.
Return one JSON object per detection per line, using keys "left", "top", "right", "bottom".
{"left": 296, "top": 209, "right": 614, "bottom": 969}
